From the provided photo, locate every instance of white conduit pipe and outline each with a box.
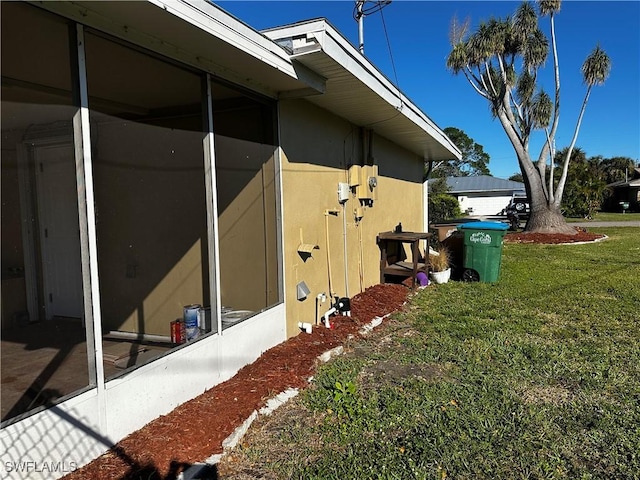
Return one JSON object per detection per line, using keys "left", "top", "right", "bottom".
{"left": 323, "top": 306, "right": 337, "bottom": 328}
{"left": 324, "top": 212, "right": 335, "bottom": 298}
{"left": 356, "top": 217, "right": 364, "bottom": 293}
{"left": 342, "top": 202, "right": 349, "bottom": 298}
{"left": 107, "top": 330, "right": 172, "bottom": 344}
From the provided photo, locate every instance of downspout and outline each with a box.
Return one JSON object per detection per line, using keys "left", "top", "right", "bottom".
{"left": 361, "top": 127, "right": 367, "bottom": 167}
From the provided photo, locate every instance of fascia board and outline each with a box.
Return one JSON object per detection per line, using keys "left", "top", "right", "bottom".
{"left": 152, "top": 0, "right": 297, "bottom": 77}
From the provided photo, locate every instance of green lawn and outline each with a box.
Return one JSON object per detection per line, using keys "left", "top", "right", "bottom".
{"left": 234, "top": 228, "right": 640, "bottom": 479}
{"left": 566, "top": 212, "right": 640, "bottom": 222}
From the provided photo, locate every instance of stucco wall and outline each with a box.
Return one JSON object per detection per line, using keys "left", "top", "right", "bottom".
{"left": 279, "top": 99, "right": 425, "bottom": 337}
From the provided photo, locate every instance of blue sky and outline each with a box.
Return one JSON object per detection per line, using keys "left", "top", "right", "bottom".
{"left": 217, "top": 1, "right": 640, "bottom": 179}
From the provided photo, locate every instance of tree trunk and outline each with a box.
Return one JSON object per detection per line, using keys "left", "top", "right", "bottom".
{"left": 525, "top": 202, "right": 577, "bottom": 234}
{"left": 520, "top": 154, "right": 577, "bottom": 235}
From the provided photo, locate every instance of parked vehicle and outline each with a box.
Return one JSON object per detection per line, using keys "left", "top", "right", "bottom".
{"left": 500, "top": 194, "right": 530, "bottom": 230}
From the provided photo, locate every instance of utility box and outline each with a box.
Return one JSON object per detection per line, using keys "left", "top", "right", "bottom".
{"left": 337, "top": 182, "right": 350, "bottom": 203}
{"left": 348, "top": 165, "right": 361, "bottom": 187}
{"left": 356, "top": 165, "right": 378, "bottom": 200}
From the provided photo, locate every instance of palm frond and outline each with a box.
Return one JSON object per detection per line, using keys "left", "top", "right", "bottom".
{"left": 538, "top": 0, "right": 561, "bottom": 17}
{"left": 531, "top": 90, "right": 552, "bottom": 129}
{"left": 513, "top": 2, "right": 538, "bottom": 40}
{"left": 523, "top": 29, "right": 549, "bottom": 69}
{"left": 582, "top": 45, "right": 611, "bottom": 86}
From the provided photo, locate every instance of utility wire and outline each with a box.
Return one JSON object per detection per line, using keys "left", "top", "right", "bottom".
{"left": 355, "top": 1, "right": 405, "bottom": 128}
{"left": 352, "top": 0, "right": 391, "bottom": 21}
{"left": 379, "top": 4, "right": 401, "bottom": 103}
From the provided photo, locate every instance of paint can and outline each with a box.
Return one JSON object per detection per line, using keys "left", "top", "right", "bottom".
{"left": 183, "top": 304, "right": 201, "bottom": 341}
{"left": 170, "top": 319, "right": 185, "bottom": 344}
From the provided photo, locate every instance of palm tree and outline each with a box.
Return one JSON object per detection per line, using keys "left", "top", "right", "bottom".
{"left": 446, "top": 0, "right": 611, "bottom": 233}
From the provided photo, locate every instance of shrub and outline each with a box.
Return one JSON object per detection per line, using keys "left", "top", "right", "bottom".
{"left": 429, "top": 194, "right": 462, "bottom": 223}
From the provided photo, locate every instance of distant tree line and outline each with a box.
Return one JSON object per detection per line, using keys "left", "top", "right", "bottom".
{"left": 552, "top": 149, "right": 636, "bottom": 218}
{"left": 510, "top": 150, "right": 636, "bottom": 218}
{"left": 429, "top": 127, "right": 491, "bottom": 179}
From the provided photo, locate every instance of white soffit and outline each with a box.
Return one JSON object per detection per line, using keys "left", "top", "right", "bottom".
{"left": 263, "top": 19, "right": 461, "bottom": 161}
{"left": 33, "top": 0, "right": 319, "bottom": 99}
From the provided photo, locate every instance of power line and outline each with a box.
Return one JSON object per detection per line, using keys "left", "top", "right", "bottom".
{"left": 353, "top": 1, "right": 402, "bottom": 101}
{"left": 352, "top": 0, "right": 392, "bottom": 22}
{"left": 378, "top": 4, "right": 400, "bottom": 96}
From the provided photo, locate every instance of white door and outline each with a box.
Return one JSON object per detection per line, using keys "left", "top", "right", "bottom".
{"left": 35, "top": 144, "right": 84, "bottom": 320}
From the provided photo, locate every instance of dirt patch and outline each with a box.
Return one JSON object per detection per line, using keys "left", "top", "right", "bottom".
{"left": 217, "top": 400, "right": 324, "bottom": 480}
{"left": 360, "top": 360, "right": 448, "bottom": 386}
{"left": 521, "top": 385, "right": 573, "bottom": 405}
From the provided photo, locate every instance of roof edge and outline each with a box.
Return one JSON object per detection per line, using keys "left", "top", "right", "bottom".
{"left": 262, "top": 18, "right": 462, "bottom": 161}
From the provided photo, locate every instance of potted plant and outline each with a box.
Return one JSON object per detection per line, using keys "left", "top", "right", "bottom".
{"left": 429, "top": 246, "right": 451, "bottom": 284}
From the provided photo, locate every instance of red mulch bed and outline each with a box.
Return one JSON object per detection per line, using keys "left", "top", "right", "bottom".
{"left": 63, "top": 284, "right": 410, "bottom": 480}
{"left": 504, "top": 229, "right": 605, "bottom": 244}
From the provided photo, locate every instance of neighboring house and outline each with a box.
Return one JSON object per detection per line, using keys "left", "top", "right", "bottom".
{"left": 0, "top": 1, "right": 460, "bottom": 477}
{"left": 604, "top": 167, "right": 640, "bottom": 213}
{"left": 436, "top": 175, "right": 526, "bottom": 216}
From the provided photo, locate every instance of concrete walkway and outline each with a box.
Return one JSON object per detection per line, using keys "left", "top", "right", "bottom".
{"left": 467, "top": 216, "right": 640, "bottom": 229}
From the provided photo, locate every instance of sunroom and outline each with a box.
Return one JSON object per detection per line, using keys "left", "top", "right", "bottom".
{"left": 1, "top": 0, "right": 313, "bottom": 468}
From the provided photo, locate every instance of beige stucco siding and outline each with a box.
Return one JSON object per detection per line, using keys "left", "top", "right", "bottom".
{"left": 279, "top": 99, "right": 424, "bottom": 337}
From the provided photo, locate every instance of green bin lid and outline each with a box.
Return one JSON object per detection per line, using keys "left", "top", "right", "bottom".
{"left": 457, "top": 221, "right": 509, "bottom": 231}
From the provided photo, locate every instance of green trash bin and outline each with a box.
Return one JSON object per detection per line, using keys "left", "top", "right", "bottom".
{"left": 457, "top": 221, "right": 509, "bottom": 282}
